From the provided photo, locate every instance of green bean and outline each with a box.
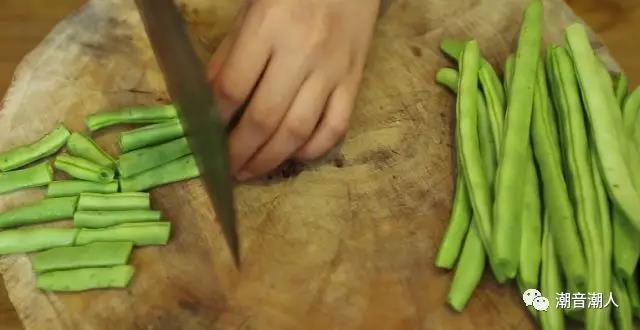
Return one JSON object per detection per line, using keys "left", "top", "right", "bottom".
{"left": 77, "top": 192, "right": 150, "bottom": 211}
{"left": 533, "top": 58, "right": 587, "bottom": 291}
{"left": 86, "top": 104, "right": 177, "bottom": 132}
{"left": 66, "top": 133, "right": 115, "bottom": 169}
{"left": 622, "top": 87, "right": 640, "bottom": 138}
{"left": 119, "top": 154, "right": 200, "bottom": 192}
{"left": 37, "top": 265, "right": 134, "bottom": 292}
{"left": 32, "top": 242, "right": 133, "bottom": 273}
{"left": 612, "top": 276, "right": 633, "bottom": 330}
{"left": 612, "top": 208, "right": 639, "bottom": 279}
{"left": 517, "top": 153, "right": 542, "bottom": 290}
{"left": 75, "top": 222, "right": 171, "bottom": 246}
{"left": 54, "top": 155, "right": 114, "bottom": 183}
{"left": 454, "top": 41, "right": 495, "bottom": 270}
{"left": 626, "top": 274, "right": 640, "bottom": 317}
{"left": 503, "top": 54, "right": 515, "bottom": 95}
{"left": 0, "top": 125, "right": 70, "bottom": 171}
{"left": 551, "top": 44, "right": 607, "bottom": 330}
{"left": 0, "top": 228, "right": 78, "bottom": 254}
{"left": 74, "top": 210, "right": 162, "bottom": 228}
{"left": 0, "top": 162, "right": 53, "bottom": 194}
{"left": 615, "top": 73, "right": 629, "bottom": 107}
{"left": 118, "top": 137, "right": 191, "bottom": 178}
{"left": 540, "top": 212, "right": 565, "bottom": 330}
{"left": 46, "top": 180, "right": 118, "bottom": 198}
{"left": 492, "top": 0, "right": 543, "bottom": 278}
{"left": 565, "top": 23, "right": 640, "bottom": 230}
{"left": 0, "top": 197, "right": 77, "bottom": 229}
{"left": 433, "top": 68, "right": 473, "bottom": 270}
{"left": 446, "top": 221, "right": 485, "bottom": 312}
{"left": 119, "top": 119, "right": 184, "bottom": 153}
{"left": 440, "top": 39, "right": 505, "bottom": 153}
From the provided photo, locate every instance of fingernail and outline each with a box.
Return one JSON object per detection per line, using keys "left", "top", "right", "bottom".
{"left": 235, "top": 171, "right": 252, "bottom": 182}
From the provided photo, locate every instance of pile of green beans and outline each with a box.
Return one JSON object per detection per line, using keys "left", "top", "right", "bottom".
{"left": 435, "top": 0, "right": 640, "bottom": 328}
{"left": 0, "top": 102, "right": 202, "bottom": 292}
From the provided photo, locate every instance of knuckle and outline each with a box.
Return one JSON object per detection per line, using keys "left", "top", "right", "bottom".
{"left": 284, "top": 121, "right": 311, "bottom": 141}
{"left": 214, "top": 75, "right": 243, "bottom": 105}
{"left": 326, "top": 120, "right": 349, "bottom": 139}
{"left": 245, "top": 107, "right": 276, "bottom": 135}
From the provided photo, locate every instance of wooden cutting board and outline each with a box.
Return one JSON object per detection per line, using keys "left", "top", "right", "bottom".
{"left": 0, "top": 0, "right": 618, "bottom": 329}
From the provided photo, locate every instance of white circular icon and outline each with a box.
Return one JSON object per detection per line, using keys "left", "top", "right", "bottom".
{"left": 522, "top": 288, "right": 542, "bottom": 306}
{"left": 532, "top": 296, "right": 550, "bottom": 312}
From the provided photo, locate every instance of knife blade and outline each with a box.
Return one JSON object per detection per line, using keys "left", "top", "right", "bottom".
{"left": 135, "top": 0, "right": 240, "bottom": 266}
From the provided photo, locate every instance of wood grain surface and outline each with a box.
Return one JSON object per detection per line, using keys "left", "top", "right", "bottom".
{"left": 0, "top": 0, "right": 637, "bottom": 329}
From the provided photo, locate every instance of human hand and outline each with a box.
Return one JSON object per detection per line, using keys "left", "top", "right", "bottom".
{"left": 207, "top": 0, "right": 381, "bottom": 181}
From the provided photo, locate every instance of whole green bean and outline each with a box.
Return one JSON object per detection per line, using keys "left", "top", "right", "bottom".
{"left": 75, "top": 222, "right": 171, "bottom": 246}
{"left": 503, "top": 54, "right": 515, "bottom": 95}
{"left": 0, "top": 125, "right": 70, "bottom": 171}
{"left": 446, "top": 221, "right": 485, "bottom": 312}
{"left": 37, "top": 265, "right": 134, "bottom": 292}
{"left": 119, "top": 154, "right": 200, "bottom": 192}
{"left": 518, "top": 152, "right": 542, "bottom": 291}
{"left": 534, "top": 57, "right": 587, "bottom": 291}
{"left": 615, "top": 73, "right": 629, "bottom": 107}
{"left": 440, "top": 39, "right": 505, "bottom": 153}
{"left": 493, "top": 0, "right": 543, "bottom": 278}
{"left": 66, "top": 133, "right": 115, "bottom": 169}
{"left": 0, "top": 162, "right": 53, "bottom": 194}
{"left": 119, "top": 119, "right": 184, "bottom": 153}
{"left": 0, "top": 228, "right": 78, "bottom": 254}
{"left": 46, "top": 180, "right": 119, "bottom": 198}
{"left": 552, "top": 44, "right": 607, "bottom": 330}
{"left": 32, "top": 242, "right": 133, "bottom": 273}
{"left": 454, "top": 41, "right": 494, "bottom": 269}
{"left": 74, "top": 210, "right": 162, "bottom": 228}
{"left": 0, "top": 196, "right": 77, "bottom": 229}
{"left": 612, "top": 276, "right": 633, "bottom": 330}
{"left": 86, "top": 104, "right": 177, "bottom": 132}
{"left": 540, "top": 212, "right": 565, "bottom": 330}
{"left": 565, "top": 23, "right": 640, "bottom": 229}
{"left": 118, "top": 137, "right": 191, "bottom": 178}
{"left": 54, "top": 155, "right": 114, "bottom": 183}
{"left": 612, "top": 208, "right": 639, "bottom": 279}
{"left": 77, "top": 192, "right": 150, "bottom": 211}
{"left": 622, "top": 87, "right": 640, "bottom": 138}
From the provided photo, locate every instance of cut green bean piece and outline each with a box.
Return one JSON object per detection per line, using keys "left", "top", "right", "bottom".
{"left": 54, "top": 155, "right": 114, "bottom": 183}
{"left": 615, "top": 73, "right": 629, "bottom": 107}
{"left": 0, "top": 162, "right": 53, "bottom": 194}
{"left": 120, "top": 154, "right": 200, "bottom": 192}
{"left": 77, "top": 192, "right": 150, "bottom": 211}
{"left": 66, "top": 133, "right": 115, "bottom": 169}
{"left": 540, "top": 213, "right": 565, "bottom": 330}
{"left": 37, "top": 265, "right": 134, "bottom": 292}
{"left": 446, "top": 221, "right": 485, "bottom": 312}
{"left": 0, "top": 196, "right": 77, "bottom": 229}
{"left": 0, "top": 228, "right": 78, "bottom": 254}
{"left": 46, "top": 180, "right": 118, "bottom": 198}
{"left": 32, "top": 242, "right": 133, "bottom": 273}
{"left": 493, "top": 0, "right": 542, "bottom": 278}
{"left": 86, "top": 104, "right": 178, "bottom": 132}
{"left": 118, "top": 137, "right": 191, "bottom": 178}
{"left": 119, "top": 119, "right": 184, "bottom": 153}
{"left": 75, "top": 222, "right": 171, "bottom": 246}
{"left": 518, "top": 152, "right": 542, "bottom": 290}
{"left": 0, "top": 125, "right": 70, "bottom": 171}
{"left": 74, "top": 210, "right": 162, "bottom": 228}
{"left": 535, "top": 57, "right": 587, "bottom": 291}
{"left": 612, "top": 276, "right": 633, "bottom": 330}
{"left": 566, "top": 24, "right": 640, "bottom": 230}
{"left": 503, "top": 54, "right": 515, "bottom": 96}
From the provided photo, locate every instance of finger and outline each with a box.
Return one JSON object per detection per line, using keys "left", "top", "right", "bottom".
{"left": 295, "top": 75, "right": 361, "bottom": 160}
{"left": 207, "top": 36, "right": 234, "bottom": 81}
{"left": 228, "top": 54, "right": 310, "bottom": 173}
{"left": 236, "top": 76, "right": 332, "bottom": 180}
{"left": 212, "top": 8, "right": 273, "bottom": 122}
